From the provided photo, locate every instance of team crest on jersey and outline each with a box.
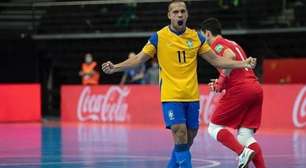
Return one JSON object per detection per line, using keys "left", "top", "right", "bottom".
{"left": 186, "top": 39, "right": 193, "bottom": 48}
{"left": 215, "top": 44, "right": 224, "bottom": 53}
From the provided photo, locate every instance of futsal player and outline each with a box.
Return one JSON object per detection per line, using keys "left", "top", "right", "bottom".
{"left": 102, "top": 1, "right": 256, "bottom": 167}
{"left": 201, "top": 18, "right": 266, "bottom": 168}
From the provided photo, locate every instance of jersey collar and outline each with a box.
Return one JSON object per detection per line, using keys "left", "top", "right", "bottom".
{"left": 168, "top": 25, "right": 186, "bottom": 35}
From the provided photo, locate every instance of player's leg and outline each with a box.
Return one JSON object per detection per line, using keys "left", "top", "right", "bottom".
{"left": 187, "top": 128, "right": 198, "bottom": 148}
{"left": 238, "top": 88, "right": 266, "bottom": 168}
{"left": 237, "top": 128, "right": 266, "bottom": 168}
{"left": 168, "top": 134, "right": 179, "bottom": 168}
{"left": 171, "top": 124, "right": 192, "bottom": 168}
{"left": 209, "top": 91, "right": 257, "bottom": 168}
{"left": 163, "top": 102, "right": 192, "bottom": 168}
{"left": 208, "top": 123, "right": 255, "bottom": 168}
{"left": 208, "top": 93, "right": 249, "bottom": 156}
{"left": 185, "top": 102, "right": 200, "bottom": 148}
{"left": 207, "top": 122, "right": 245, "bottom": 155}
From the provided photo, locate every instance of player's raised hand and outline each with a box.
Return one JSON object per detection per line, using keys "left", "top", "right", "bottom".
{"left": 244, "top": 57, "right": 257, "bottom": 69}
{"left": 101, "top": 61, "right": 116, "bottom": 74}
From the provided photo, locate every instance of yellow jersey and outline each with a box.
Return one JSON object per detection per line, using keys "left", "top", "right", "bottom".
{"left": 142, "top": 26, "right": 211, "bottom": 102}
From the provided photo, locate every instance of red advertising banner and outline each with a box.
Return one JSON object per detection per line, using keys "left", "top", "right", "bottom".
{"left": 61, "top": 85, "right": 306, "bottom": 129}
{"left": 263, "top": 58, "right": 306, "bottom": 83}
{"left": 0, "top": 84, "right": 41, "bottom": 122}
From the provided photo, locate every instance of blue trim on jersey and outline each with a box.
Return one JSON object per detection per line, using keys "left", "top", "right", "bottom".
{"left": 197, "top": 31, "right": 206, "bottom": 45}
{"left": 149, "top": 32, "right": 158, "bottom": 48}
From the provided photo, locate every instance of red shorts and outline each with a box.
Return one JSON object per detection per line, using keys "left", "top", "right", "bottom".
{"left": 210, "top": 83, "right": 263, "bottom": 130}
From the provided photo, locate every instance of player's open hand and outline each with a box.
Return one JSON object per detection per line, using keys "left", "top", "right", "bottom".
{"left": 101, "top": 61, "right": 116, "bottom": 74}
{"left": 244, "top": 57, "right": 257, "bottom": 69}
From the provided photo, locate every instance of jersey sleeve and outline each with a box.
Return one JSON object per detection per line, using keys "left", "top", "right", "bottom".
{"left": 213, "top": 43, "right": 228, "bottom": 56}
{"left": 197, "top": 32, "right": 211, "bottom": 54}
{"left": 142, "top": 32, "right": 157, "bottom": 58}
{"left": 198, "top": 41, "right": 211, "bottom": 54}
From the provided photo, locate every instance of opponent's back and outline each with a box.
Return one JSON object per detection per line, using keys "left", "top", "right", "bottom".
{"left": 211, "top": 37, "right": 258, "bottom": 88}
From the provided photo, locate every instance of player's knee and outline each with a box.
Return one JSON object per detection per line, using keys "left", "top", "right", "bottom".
{"left": 171, "top": 124, "right": 187, "bottom": 143}
{"left": 187, "top": 128, "right": 198, "bottom": 147}
{"left": 188, "top": 128, "right": 198, "bottom": 139}
{"left": 237, "top": 127, "right": 256, "bottom": 146}
{"left": 207, "top": 123, "right": 223, "bottom": 140}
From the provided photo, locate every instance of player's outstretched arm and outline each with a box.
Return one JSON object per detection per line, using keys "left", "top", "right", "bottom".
{"left": 101, "top": 51, "right": 151, "bottom": 74}
{"left": 199, "top": 50, "right": 256, "bottom": 69}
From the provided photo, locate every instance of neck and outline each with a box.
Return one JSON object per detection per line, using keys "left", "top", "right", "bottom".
{"left": 170, "top": 24, "right": 186, "bottom": 34}
{"left": 208, "top": 35, "right": 221, "bottom": 45}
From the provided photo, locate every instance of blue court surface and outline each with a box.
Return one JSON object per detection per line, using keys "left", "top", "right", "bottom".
{"left": 0, "top": 122, "right": 305, "bottom": 168}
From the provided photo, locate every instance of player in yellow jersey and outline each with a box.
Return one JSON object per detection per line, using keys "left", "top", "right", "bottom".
{"left": 102, "top": 1, "right": 256, "bottom": 167}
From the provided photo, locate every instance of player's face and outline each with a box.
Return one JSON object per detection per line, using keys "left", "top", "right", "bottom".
{"left": 85, "top": 54, "right": 93, "bottom": 63}
{"left": 168, "top": 2, "right": 188, "bottom": 30}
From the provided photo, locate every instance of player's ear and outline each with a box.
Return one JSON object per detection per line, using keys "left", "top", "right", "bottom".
{"left": 206, "top": 30, "right": 211, "bottom": 38}
{"left": 167, "top": 11, "right": 171, "bottom": 20}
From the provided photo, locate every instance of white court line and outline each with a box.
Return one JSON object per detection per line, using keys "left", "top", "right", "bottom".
{"left": 0, "top": 153, "right": 301, "bottom": 159}
{"left": 0, "top": 154, "right": 221, "bottom": 168}
{"left": 0, "top": 153, "right": 304, "bottom": 167}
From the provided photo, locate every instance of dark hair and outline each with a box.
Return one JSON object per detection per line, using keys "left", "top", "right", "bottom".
{"left": 168, "top": 0, "right": 186, "bottom": 11}
{"left": 201, "top": 18, "right": 222, "bottom": 36}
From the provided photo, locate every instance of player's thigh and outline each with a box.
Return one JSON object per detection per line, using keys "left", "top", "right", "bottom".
{"left": 162, "top": 102, "right": 186, "bottom": 129}
{"left": 241, "top": 92, "right": 263, "bottom": 129}
{"left": 210, "top": 96, "right": 247, "bottom": 129}
{"left": 185, "top": 101, "right": 200, "bottom": 129}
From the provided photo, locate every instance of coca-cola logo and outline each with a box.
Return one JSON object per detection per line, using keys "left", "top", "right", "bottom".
{"left": 199, "top": 91, "right": 225, "bottom": 125}
{"left": 293, "top": 86, "right": 306, "bottom": 128}
{"left": 77, "top": 86, "right": 130, "bottom": 122}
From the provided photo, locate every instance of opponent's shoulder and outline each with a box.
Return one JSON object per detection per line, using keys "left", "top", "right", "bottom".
{"left": 212, "top": 37, "right": 228, "bottom": 54}
{"left": 221, "top": 37, "right": 239, "bottom": 47}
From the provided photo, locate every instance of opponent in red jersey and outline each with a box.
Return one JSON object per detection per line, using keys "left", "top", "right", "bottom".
{"left": 201, "top": 18, "right": 266, "bottom": 168}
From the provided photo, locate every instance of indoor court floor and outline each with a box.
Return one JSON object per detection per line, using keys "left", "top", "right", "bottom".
{"left": 0, "top": 122, "right": 305, "bottom": 168}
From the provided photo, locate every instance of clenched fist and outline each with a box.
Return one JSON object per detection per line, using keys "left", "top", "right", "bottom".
{"left": 101, "top": 61, "right": 116, "bottom": 74}
{"left": 244, "top": 57, "right": 257, "bottom": 69}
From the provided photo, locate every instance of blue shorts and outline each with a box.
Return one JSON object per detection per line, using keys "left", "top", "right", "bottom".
{"left": 162, "top": 101, "right": 200, "bottom": 129}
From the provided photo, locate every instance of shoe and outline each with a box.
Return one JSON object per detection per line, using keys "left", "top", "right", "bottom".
{"left": 238, "top": 147, "right": 255, "bottom": 168}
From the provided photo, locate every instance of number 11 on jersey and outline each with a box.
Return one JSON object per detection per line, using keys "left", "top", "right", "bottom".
{"left": 177, "top": 51, "right": 186, "bottom": 63}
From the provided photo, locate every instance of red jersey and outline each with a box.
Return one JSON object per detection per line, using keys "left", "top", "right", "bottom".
{"left": 211, "top": 36, "right": 258, "bottom": 89}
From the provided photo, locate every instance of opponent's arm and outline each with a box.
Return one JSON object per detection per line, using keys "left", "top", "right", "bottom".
{"left": 102, "top": 51, "right": 151, "bottom": 74}
{"left": 219, "top": 48, "right": 237, "bottom": 76}
{"left": 199, "top": 50, "right": 256, "bottom": 69}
